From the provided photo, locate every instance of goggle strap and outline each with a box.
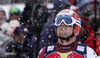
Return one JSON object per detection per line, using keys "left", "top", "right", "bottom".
{"left": 75, "top": 23, "right": 81, "bottom": 27}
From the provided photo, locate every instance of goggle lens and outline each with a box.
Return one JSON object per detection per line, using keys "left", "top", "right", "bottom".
{"left": 55, "top": 16, "right": 73, "bottom": 26}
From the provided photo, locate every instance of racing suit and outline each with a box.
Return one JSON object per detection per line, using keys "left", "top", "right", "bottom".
{"left": 38, "top": 41, "right": 97, "bottom": 58}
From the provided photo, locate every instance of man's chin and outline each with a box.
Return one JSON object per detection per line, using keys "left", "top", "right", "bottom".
{"left": 58, "top": 35, "right": 68, "bottom": 38}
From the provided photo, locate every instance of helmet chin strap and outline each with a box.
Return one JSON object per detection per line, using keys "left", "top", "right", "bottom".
{"left": 58, "top": 33, "right": 75, "bottom": 43}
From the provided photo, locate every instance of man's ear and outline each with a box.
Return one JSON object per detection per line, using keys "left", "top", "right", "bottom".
{"left": 74, "top": 25, "right": 80, "bottom": 36}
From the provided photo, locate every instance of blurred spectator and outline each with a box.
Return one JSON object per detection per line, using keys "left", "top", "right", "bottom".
{"left": 9, "top": 7, "right": 21, "bottom": 20}
{"left": 6, "top": 20, "right": 21, "bottom": 36}
{"left": 6, "top": 20, "right": 33, "bottom": 58}
{"left": 75, "top": 0, "right": 100, "bottom": 51}
{"left": 31, "top": 2, "right": 50, "bottom": 58}
{"left": 20, "top": 0, "right": 38, "bottom": 27}
{"left": 21, "top": 1, "right": 49, "bottom": 36}
{"left": 0, "top": 9, "right": 13, "bottom": 58}
{"left": 21, "top": 0, "right": 49, "bottom": 36}
{"left": 0, "top": 22, "right": 14, "bottom": 58}
{"left": 20, "top": 3, "right": 33, "bottom": 27}
{"left": 88, "top": 14, "right": 99, "bottom": 29}
{"left": 76, "top": 0, "right": 99, "bottom": 30}
{"left": 0, "top": 8, "right": 6, "bottom": 25}
{"left": 39, "top": 0, "right": 70, "bottom": 51}
{"left": 8, "top": 7, "right": 30, "bottom": 35}
{"left": 30, "top": 2, "right": 49, "bottom": 36}
{"left": 79, "top": 18, "right": 95, "bottom": 49}
{"left": 21, "top": 1, "right": 50, "bottom": 57}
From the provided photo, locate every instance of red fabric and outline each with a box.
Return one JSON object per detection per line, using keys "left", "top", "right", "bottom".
{"left": 71, "top": 12, "right": 80, "bottom": 21}
{"left": 96, "top": 36, "right": 100, "bottom": 55}
{"left": 46, "top": 52, "right": 60, "bottom": 58}
{"left": 69, "top": 0, "right": 75, "bottom": 5}
{"left": 38, "top": 47, "right": 46, "bottom": 58}
{"left": 73, "top": 8, "right": 79, "bottom": 12}
{"left": 80, "top": 17, "right": 94, "bottom": 50}
{"left": 38, "top": 43, "right": 85, "bottom": 58}
{"left": 87, "top": 40, "right": 94, "bottom": 50}
{"left": 81, "top": 17, "right": 94, "bottom": 43}
{"left": 81, "top": 17, "right": 88, "bottom": 22}
{"left": 96, "top": 36, "right": 100, "bottom": 47}
{"left": 84, "top": 24, "right": 94, "bottom": 43}
{"left": 96, "top": 47, "right": 100, "bottom": 55}
{"left": 68, "top": 52, "right": 84, "bottom": 58}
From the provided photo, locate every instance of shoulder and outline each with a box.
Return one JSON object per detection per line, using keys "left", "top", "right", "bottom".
{"left": 73, "top": 43, "right": 87, "bottom": 56}
{"left": 39, "top": 47, "right": 46, "bottom": 54}
{"left": 38, "top": 47, "right": 46, "bottom": 58}
{"left": 38, "top": 44, "right": 56, "bottom": 57}
{"left": 87, "top": 47, "right": 97, "bottom": 58}
{"left": 75, "top": 44, "right": 87, "bottom": 52}
{"left": 77, "top": 44, "right": 97, "bottom": 58}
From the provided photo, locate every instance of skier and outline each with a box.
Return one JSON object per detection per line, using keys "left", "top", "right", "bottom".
{"left": 38, "top": 9, "right": 97, "bottom": 58}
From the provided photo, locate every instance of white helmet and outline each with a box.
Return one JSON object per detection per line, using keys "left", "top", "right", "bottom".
{"left": 54, "top": 9, "right": 81, "bottom": 38}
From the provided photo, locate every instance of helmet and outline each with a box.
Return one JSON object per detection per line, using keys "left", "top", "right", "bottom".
{"left": 54, "top": 9, "right": 81, "bottom": 39}
{"left": 9, "top": 7, "right": 20, "bottom": 16}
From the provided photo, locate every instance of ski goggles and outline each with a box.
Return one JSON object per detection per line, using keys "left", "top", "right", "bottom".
{"left": 54, "top": 15, "right": 81, "bottom": 27}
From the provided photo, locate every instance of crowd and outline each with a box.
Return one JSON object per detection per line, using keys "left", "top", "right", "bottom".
{"left": 0, "top": 0, "right": 100, "bottom": 58}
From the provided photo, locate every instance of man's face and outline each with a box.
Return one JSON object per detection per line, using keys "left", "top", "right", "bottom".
{"left": 0, "top": 11, "right": 6, "bottom": 20}
{"left": 10, "top": 14, "right": 20, "bottom": 20}
{"left": 57, "top": 23, "right": 73, "bottom": 38}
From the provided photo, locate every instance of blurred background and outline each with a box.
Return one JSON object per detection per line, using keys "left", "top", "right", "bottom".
{"left": 0, "top": 0, "right": 100, "bottom": 58}
{"left": 0, "top": 0, "right": 54, "bottom": 19}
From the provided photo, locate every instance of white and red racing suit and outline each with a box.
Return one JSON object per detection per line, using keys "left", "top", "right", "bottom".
{"left": 38, "top": 41, "right": 97, "bottom": 58}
